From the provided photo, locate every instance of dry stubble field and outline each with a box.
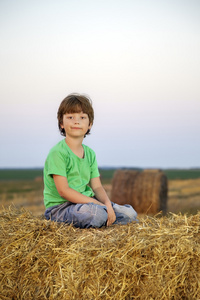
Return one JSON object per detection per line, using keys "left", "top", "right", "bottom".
{"left": 1, "top": 175, "right": 200, "bottom": 299}
{"left": 0, "top": 177, "right": 200, "bottom": 216}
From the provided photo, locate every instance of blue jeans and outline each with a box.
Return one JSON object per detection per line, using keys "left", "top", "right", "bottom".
{"left": 44, "top": 201, "right": 138, "bottom": 228}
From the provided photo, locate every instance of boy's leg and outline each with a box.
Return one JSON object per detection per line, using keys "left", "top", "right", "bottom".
{"left": 111, "top": 202, "right": 138, "bottom": 225}
{"left": 45, "top": 202, "right": 108, "bottom": 228}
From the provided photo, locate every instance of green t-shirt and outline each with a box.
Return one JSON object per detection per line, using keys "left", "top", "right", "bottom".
{"left": 43, "top": 139, "right": 100, "bottom": 208}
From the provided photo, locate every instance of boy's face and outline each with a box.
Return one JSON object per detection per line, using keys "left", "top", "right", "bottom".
{"left": 61, "top": 111, "right": 92, "bottom": 138}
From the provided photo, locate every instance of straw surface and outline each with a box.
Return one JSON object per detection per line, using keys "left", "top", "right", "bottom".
{"left": 111, "top": 170, "right": 168, "bottom": 214}
{"left": 0, "top": 207, "right": 199, "bottom": 299}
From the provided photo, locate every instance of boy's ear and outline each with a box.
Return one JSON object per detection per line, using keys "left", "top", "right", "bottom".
{"left": 88, "top": 123, "right": 92, "bottom": 129}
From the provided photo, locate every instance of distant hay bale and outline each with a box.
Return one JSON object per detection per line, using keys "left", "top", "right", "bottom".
{"left": 111, "top": 169, "right": 168, "bottom": 214}
{"left": 0, "top": 207, "right": 200, "bottom": 300}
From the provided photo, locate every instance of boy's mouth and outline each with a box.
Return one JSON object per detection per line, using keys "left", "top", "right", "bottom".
{"left": 71, "top": 127, "right": 82, "bottom": 129}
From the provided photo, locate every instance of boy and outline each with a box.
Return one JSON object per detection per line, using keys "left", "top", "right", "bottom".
{"left": 43, "top": 93, "right": 138, "bottom": 228}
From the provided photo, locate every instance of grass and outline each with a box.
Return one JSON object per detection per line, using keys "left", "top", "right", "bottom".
{"left": 0, "top": 180, "right": 43, "bottom": 194}
{"left": 163, "top": 168, "right": 200, "bottom": 180}
{"left": 0, "top": 168, "right": 200, "bottom": 216}
{"left": 0, "top": 180, "right": 45, "bottom": 215}
{"left": 101, "top": 168, "right": 200, "bottom": 182}
{"left": 167, "top": 178, "right": 200, "bottom": 215}
{"left": 1, "top": 167, "right": 200, "bottom": 181}
{"left": 0, "top": 178, "right": 200, "bottom": 217}
{"left": 0, "top": 168, "right": 43, "bottom": 180}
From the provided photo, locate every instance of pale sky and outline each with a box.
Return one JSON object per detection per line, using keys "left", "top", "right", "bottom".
{"left": 0, "top": 0, "right": 200, "bottom": 169}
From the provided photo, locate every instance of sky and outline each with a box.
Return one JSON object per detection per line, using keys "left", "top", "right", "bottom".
{"left": 0, "top": 0, "right": 200, "bottom": 169}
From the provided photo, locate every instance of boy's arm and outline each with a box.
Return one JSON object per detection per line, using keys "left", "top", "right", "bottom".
{"left": 90, "top": 177, "right": 116, "bottom": 226}
{"left": 53, "top": 175, "right": 105, "bottom": 206}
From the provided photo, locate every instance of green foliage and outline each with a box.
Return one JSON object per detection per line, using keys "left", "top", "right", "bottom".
{"left": 0, "top": 167, "right": 200, "bottom": 182}
{"left": 163, "top": 169, "right": 200, "bottom": 180}
{"left": 99, "top": 167, "right": 142, "bottom": 184}
{"left": 99, "top": 168, "right": 200, "bottom": 181}
{"left": 0, "top": 169, "right": 43, "bottom": 181}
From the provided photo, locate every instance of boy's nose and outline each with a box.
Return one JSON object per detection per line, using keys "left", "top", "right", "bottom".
{"left": 74, "top": 118, "right": 80, "bottom": 123}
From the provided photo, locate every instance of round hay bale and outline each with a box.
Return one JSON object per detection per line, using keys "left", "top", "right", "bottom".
{"left": 111, "top": 169, "right": 168, "bottom": 214}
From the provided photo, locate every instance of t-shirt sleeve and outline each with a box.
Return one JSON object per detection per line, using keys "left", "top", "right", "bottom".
{"left": 46, "top": 149, "right": 68, "bottom": 178}
{"left": 90, "top": 151, "right": 100, "bottom": 179}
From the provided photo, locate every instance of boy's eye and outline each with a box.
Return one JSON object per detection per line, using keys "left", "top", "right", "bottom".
{"left": 81, "top": 114, "right": 88, "bottom": 119}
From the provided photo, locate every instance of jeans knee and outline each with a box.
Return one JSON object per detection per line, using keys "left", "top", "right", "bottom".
{"left": 71, "top": 203, "right": 108, "bottom": 228}
{"left": 90, "top": 204, "right": 108, "bottom": 228}
{"left": 124, "top": 204, "right": 138, "bottom": 219}
{"left": 112, "top": 203, "right": 138, "bottom": 224}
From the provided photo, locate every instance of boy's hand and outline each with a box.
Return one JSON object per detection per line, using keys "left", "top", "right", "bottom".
{"left": 106, "top": 205, "right": 116, "bottom": 226}
{"left": 90, "top": 177, "right": 116, "bottom": 226}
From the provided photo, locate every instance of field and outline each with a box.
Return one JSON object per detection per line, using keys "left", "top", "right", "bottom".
{"left": 0, "top": 168, "right": 200, "bottom": 299}
{"left": 0, "top": 168, "right": 200, "bottom": 216}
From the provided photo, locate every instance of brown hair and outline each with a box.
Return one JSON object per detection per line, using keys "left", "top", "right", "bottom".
{"left": 57, "top": 93, "right": 94, "bottom": 137}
